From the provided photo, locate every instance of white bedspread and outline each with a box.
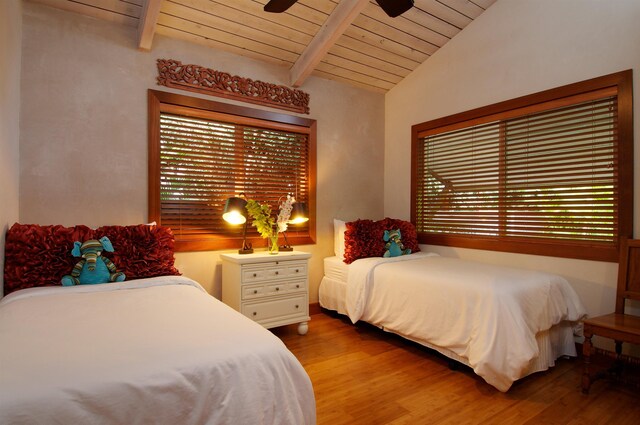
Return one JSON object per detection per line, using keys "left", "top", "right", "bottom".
{"left": 0, "top": 276, "right": 316, "bottom": 424}
{"left": 345, "top": 253, "right": 586, "bottom": 391}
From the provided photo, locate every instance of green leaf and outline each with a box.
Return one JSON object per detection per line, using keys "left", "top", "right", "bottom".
{"left": 245, "top": 199, "right": 276, "bottom": 239}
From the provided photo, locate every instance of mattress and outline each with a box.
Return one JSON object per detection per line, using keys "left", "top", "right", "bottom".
{"left": 0, "top": 276, "right": 316, "bottom": 424}
{"left": 318, "top": 254, "right": 586, "bottom": 392}
{"left": 323, "top": 255, "right": 350, "bottom": 284}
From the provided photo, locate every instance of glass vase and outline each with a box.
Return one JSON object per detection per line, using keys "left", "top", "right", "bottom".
{"left": 268, "top": 233, "right": 279, "bottom": 255}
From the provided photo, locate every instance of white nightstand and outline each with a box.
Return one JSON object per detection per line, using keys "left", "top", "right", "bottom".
{"left": 221, "top": 251, "right": 311, "bottom": 335}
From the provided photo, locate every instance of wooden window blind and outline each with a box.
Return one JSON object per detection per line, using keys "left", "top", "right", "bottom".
{"left": 149, "top": 90, "right": 316, "bottom": 252}
{"left": 411, "top": 70, "right": 633, "bottom": 261}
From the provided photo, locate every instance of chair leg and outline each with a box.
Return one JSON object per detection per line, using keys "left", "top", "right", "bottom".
{"left": 582, "top": 333, "right": 593, "bottom": 394}
{"left": 612, "top": 340, "right": 624, "bottom": 379}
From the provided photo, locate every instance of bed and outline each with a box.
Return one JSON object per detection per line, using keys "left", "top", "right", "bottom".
{"left": 320, "top": 219, "right": 587, "bottom": 392}
{"left": 0, "top": 275, "right": 315, "bottom": 424}
{"left": 1, "top": 223, "right": 316, "bottom": 424}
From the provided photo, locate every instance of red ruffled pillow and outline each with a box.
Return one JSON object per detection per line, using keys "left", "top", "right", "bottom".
{"left": 344, "top": 219, "right": 385, "bottom": 264}
{"left": 3, "top": 223, "right": 181, "bottom": 295}
{"left": 95, "top": 224, "right": 180, "bottom": 280}
{"left": 343, "top": 218, "right": 420, "bottom": 264}
{"left": 3, "top": 223, "right": 94, "bottom": 294}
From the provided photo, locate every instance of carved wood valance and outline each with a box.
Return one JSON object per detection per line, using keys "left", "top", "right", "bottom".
{"left": 156, "top": 59, "right": 310, "bottom": 114}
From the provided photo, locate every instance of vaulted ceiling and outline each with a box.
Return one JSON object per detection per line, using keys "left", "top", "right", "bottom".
{"left": 32, "top": 0, "right": 496, "bottom": 93}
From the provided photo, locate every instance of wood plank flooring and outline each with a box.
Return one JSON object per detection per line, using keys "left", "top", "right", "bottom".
{"left": 273, "top": 311, "right": 640, "bottom": 425}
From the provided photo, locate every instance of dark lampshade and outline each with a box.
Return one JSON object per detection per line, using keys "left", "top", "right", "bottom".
{"left": 288, "top": 202, "right": 309, "bottom": 224}
{"left": 375, "top": 0, "right": 414, "bottom": 18}
{"left": 223, "top": 197, "right": 248, "bottom": 225}
{"left": 222, "top": 196, "right": 253, "bottom": 254}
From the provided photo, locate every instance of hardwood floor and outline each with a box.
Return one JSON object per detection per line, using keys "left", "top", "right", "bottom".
{"left": 273, "top": 311, "right": 640, "bottom": 425}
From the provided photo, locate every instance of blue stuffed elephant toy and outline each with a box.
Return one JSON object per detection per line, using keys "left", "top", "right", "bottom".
{"left": 61, "top": 236, "right": 126, "bottom": 286}
{"left": 383, "top": 229, "right": 412, "bottom": 258}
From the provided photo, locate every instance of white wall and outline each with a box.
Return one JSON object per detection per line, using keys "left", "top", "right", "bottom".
{"left": 385, "top": 0, "right": 640, "bottom": 319}
{"left": 19, "top": 2, "right": 385, "bottom": 301}
{"left": 0, "top": 0, "right": 22, "bottom": 298}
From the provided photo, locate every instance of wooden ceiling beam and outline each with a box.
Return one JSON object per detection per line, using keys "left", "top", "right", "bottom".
{"left": 289, "top": 0, "right": 369, "bottom": 87}
{"left": 138, "top": 0, "right": 163, "bottom": 51}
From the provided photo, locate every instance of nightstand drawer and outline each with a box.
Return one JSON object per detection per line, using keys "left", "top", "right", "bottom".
{"left": 243, "top": 284, "right": 267, "bottom": 299}
{"left": 286, "top": 264, "right": 307, "bottom": 278}
{"left": 287, "top": 281, "right": 306, "bottom": 293}
{"left": 264, "top": 280, "right": 307, "bottom": 295}
{"left": 242, "top": 268, "right": 273, "bottom": 283}
{"left": 241, "top": 261, "right": 307, "bottom": 284}
{"left": 265, "top": 282, "right": 287, "bottom": 295}
{"left": 242, "top": 280, "right": 307, "bottom": 300}
{"left": 242, "top": 295, "right": 307, "bottom": 322}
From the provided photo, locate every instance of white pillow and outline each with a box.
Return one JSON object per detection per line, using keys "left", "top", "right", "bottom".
{"left": 334, "top": 219, "right": 347, "bottom": 260}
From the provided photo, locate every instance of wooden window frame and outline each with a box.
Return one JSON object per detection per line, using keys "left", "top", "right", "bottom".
{"left": 148, "top": 89, "right": 317, "bottom": 252}
{"left": 411, "top": 70, "right": 633, "bottom": 262}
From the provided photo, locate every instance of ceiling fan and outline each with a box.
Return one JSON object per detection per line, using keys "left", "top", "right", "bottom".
{"left": 264, "top": 0, "right": 414, "bottom": 18}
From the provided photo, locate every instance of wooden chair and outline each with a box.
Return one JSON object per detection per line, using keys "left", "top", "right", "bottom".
{"left": 582, "top": 238, "right": 640, "bottom": 393}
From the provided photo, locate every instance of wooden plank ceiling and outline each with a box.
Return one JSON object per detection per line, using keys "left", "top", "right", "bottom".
{"left": 32, "top": 0, "right": 496, "bottom": 93}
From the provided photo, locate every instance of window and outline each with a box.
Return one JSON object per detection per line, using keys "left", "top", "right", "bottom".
{"left": 148, "top": 90, "right": 316, "bottom": 252}
{"left": 411, "top": 70, "right": 633, "bottom": 261}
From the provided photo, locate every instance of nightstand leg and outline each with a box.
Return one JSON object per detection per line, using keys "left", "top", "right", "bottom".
{"left": 297, "top": 321, "right": 308, "bottom": 335}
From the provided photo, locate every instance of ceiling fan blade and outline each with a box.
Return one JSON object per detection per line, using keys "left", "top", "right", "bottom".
{"left": 375, "top": 0, "right": 414, "bottom": 18}
{"left": 264, "top": 0, "right": 299, "bottom": 13}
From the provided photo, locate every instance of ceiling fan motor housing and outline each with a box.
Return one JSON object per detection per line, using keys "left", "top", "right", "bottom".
{"left": 264, "top": 0, "right": 415, "bottom": 18}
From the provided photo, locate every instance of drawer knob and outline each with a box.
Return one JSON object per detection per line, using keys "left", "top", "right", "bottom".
{"left": 276, "top": 287, "right": 280, "bottom": 291}
{"left": 252, "top": 312, "right": 257, "bottom": 316}
{"left": 276, "top": 261, "right": 279, "bottom": 265}
{"left": 253, "top": 290, "right": 258, "bottom": 294}
{"left": 253, "top": 273, "right": 257, "bottom": 277}
{"left": 295, "top": 269, "right": 299, "bottom": 273}
{"left": 295, "top": 305, "right": 299, "bottom": 309}
{"left": 296, "top": 284, "right": 300, "bottom": 288}
{"left": 275, "top": 271, "right": 279, "bottom": 275}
